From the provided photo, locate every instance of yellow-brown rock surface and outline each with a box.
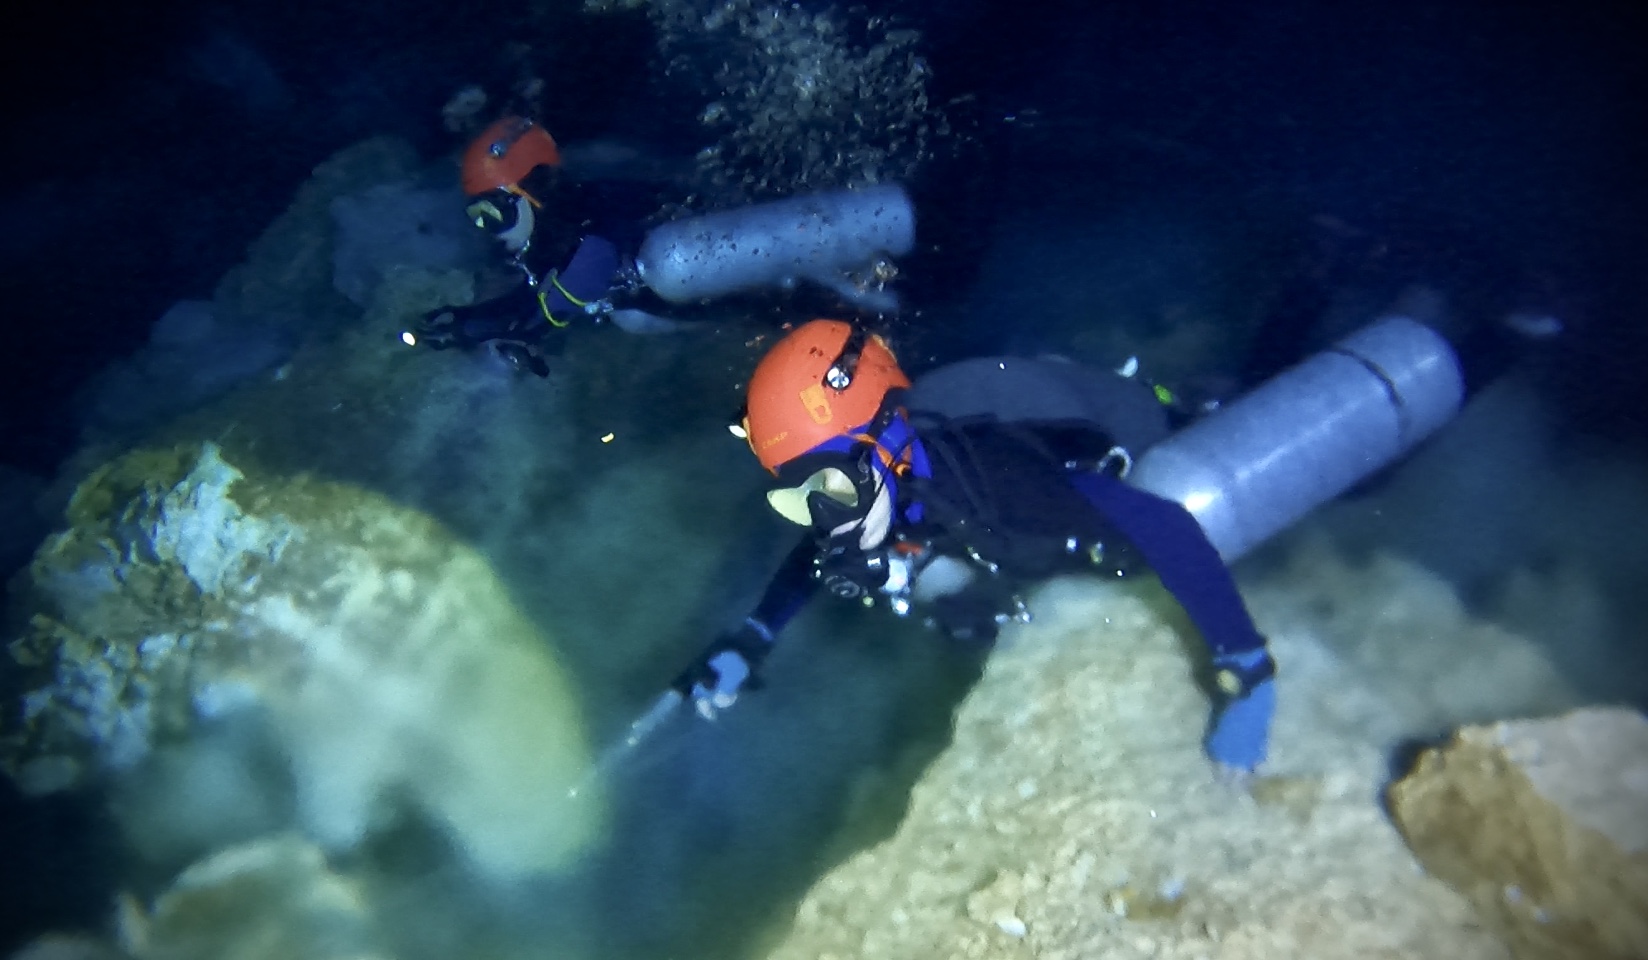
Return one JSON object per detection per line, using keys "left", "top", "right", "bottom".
{"left": 759, "top": 578, "right": 1508, "bottom": 960}
{"left": 1389, "top": 707, "right": 1648, "bottom": 960}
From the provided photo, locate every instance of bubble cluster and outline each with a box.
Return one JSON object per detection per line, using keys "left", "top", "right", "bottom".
{"left": 588, "top": 0, "right": 946, "bottom": 204}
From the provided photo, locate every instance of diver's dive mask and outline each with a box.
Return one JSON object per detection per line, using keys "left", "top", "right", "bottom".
{"left": 765, "top": 464, "right": 861, "bottom": 528}
{"left": 766, "top": 452, "right": 896, "bottom": 599}
{"left": 765, "top": 411, "right": 917, "bottom": 552}
{"left": 465, "top": 187, "right": 537, "bottom": 252}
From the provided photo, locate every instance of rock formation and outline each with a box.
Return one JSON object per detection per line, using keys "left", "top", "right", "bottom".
{"left": 1389, "top": 707, "right": 1648, "bottom": 960}
{"left": 3, "top": 442, "right": 601, "bottom": 881}
{"left": 757, "top": 578, "right": 1509, "bottom": 960}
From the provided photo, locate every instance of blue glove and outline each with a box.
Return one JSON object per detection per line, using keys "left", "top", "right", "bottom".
{"left": 1206, "top": 648, "right": 1277, "bottom": 771}
{"left": 671, "top": 620, "right": 773, "bottom": 718}
{"left": 695, "top": 649, "right": 753, "bottom": 713}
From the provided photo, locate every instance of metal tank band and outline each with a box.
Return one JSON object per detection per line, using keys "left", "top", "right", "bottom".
{"left": 1128, "top": 315, "right": 1465, "bottom": 563}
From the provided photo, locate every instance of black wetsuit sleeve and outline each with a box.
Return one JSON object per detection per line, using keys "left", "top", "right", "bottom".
{"left": 670, "top": 537, "right": 820, "bottom": 698}
{"left": 1069, "top": 473, "right": 1266, "bottom": 658}
{"left": 746, "top": 536, "right": 822, "bottom": 639}
{"left": 453, "top": 285, "right": 545, "bottom": 342}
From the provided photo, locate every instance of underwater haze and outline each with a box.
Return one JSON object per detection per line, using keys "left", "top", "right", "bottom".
{"left": 2, "top": 0, "right": 1645, "bottom": 958}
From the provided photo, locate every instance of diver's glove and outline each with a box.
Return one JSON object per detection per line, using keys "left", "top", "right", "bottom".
{"left": 411, "top": 307, "right": 463, "bottom": 349}
{"left": 410, "top": 294, "right": 540, "bottom": 351}
{"left": 670, "top": 618, "right": 775, "bottom": 719}
{"left": 1205, "top": 647, "right": 1277, "bottom": 772}
{"left": 490, "top": 341, "right": 552, "bottom": 378}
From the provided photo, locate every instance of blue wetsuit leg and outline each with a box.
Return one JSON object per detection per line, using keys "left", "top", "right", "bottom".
{"left": 1068, "top": 472, "right": 1264, "bottom": 657}
{"left": 1070, "top": 472, "right": 1276, "bottom": 769}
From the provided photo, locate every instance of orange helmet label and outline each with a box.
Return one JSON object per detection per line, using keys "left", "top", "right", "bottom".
{"left": 800, "top": 384, "right": 833, "bottom": 425}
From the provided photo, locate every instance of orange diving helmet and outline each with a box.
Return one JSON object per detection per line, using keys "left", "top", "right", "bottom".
{"left": 742, "top": 319, "right": 911, "bottom": 476}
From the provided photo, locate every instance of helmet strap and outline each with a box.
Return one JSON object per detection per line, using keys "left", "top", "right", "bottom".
{"left": 504, "top": 182, "right": 544, "bottom": 210}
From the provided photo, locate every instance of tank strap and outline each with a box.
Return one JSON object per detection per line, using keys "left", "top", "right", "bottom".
{"left": 533, "top": 235, "right": 621, "bottom": 326}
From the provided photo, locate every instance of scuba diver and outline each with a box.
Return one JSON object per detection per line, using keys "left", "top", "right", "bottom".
{"left": 588, "top": 231, "right": 1527, "bottom": 783}
{"left": 407, "top": 116, "right": 918, "bottom": 377}
{"left": 666, "top": 319, "right": 1282, "bottom": 771}
{"left": 407, "top": 115, "right": 653, "bottom": 376}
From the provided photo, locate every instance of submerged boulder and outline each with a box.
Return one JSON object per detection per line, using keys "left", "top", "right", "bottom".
{"left": 76, "top": 300, "right": 294, "bottom": 440}
{"left": 1388, "top": 708, "right": 1648, "bottom": 960}
{"left": 329, "top": 179, "right": 492, "bottom": 308}
{"left": 758, "top": 578, "right": 1506, "bottom": 960}
{"left": 119, "top": 834, "right": 390, "bottom": 960}
{"left": 3, "top": 442, "right": 601, "bottom": 880}
{"left": 1243, "top": 535, "right": 1581, "bottom": 746}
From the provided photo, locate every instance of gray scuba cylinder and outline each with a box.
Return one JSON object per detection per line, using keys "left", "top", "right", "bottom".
{"left": 1128, "top": 315, "right": 1464, "bottom": 563}
{"left": 633, "top": 183, "right": 915, "bottom": 312}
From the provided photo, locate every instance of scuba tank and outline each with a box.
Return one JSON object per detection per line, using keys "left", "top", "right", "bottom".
{"left": 633, "top": 183, "right": 915, "bottom": 312}
{"left": 1128, "top": 315, "right": 1465, "bottom": 562}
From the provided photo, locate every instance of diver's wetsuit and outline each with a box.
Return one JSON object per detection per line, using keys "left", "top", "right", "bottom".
{"left": 729, "top": 358, "right": 1268, "bottom": 663}
{"left": 420, "top": 179, "right": 668, "bottom": 363}
{"left": 433, "top": 235, "right": 623, "bottom": 346}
